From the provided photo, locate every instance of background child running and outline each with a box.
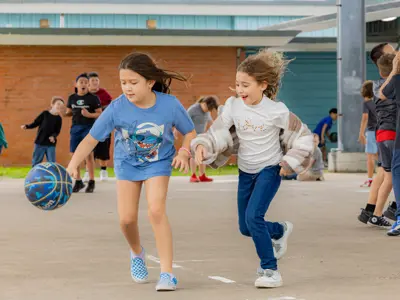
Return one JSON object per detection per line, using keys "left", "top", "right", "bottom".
{"left": 365, "top": 53, "right": 397, "bottom": 229}
{"left": 187, "top": 95, "right": 219, "bottom": 183}
{"left": 21, "top": 96, "right": 64, "bottom": 167}
{"left": 67, "top": 52, "right": 196, "bottom": 291}
{"left": 86, "top": 72, "right": 113, "bottom": 182}
{"left": 192, "top": 50, "right": 313, "bottom": 288}
{"left": 357, "top": 44, "right": 397, "bottom": 225}
{"left": 65, "top": 73, "right": 102, "bottom": 193}
{"left": 378, "top": 51, "right": 400, "bottom": 236}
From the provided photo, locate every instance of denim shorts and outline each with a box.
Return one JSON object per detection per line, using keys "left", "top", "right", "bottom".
{"left": 114, "top": 158, "right": 173, "bottom": 181}
{"left": 365, "top": 131, "right": 378, "bottom": 154}
{"left": 70, "top": 124, "right": 92, "bottom": 153}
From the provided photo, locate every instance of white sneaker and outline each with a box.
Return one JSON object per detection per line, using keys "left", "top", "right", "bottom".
{"left": 255, "top": 269, "right": 283, "bottom": 288}
{"left": 82, "top": 171, "right": 90, "bottom": 183}
{"left": 273, "top": 221, "right": 293, "bottom": 260}
{"left": 100, "top": 170, "right": 109, "bottom": 181}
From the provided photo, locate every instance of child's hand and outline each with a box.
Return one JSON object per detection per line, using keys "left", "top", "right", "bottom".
{"left": 81, "top": 108, "right": 90, "bottom": 117}
{"left": 21, "top": 125, "right": 26, "bottom": 130}
{"left": 49, "top": 136, "right": 56, "bottom": 143}
{"left": 172, "top": 151, "right": 190, "bottom": 173}
{"left": 358, "top": 134, "right": 366, "bottom": 145}
{"left": 195, "top": 145, "right": 207, "bottom": 165}
{"left": 279, "top": 161, "right": 293, "bottom": 176}
{"left": 279, "top": 167, "right": 288, "bottom": 177}
{"left": 66, "top": 166, "right": 79, "bottom": 179}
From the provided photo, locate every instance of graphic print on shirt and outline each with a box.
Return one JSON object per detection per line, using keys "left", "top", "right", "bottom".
{"left": 71, "top": 99, "right": 90, "bottom": 109}
{"left": 119, "top": 122, "right": 164, "bottom": 163}
{"left": 236, "top": 118, "right": 269, "bottom": 132}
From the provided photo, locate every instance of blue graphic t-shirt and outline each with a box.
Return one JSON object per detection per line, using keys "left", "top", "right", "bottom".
{"left": 90, "top": 92, "right": 194, "bottom": 180}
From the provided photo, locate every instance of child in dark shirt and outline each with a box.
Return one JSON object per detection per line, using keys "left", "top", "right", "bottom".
{"left": 21, "top": 96, "right": 64, "bottom": 167}
{"left": 358, "top": 53, "right": 396, "bottom": 229}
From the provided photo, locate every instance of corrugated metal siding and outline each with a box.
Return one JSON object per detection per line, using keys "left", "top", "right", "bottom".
{"left": 0, "top": 0, "right": 338, "bottom": 4}
{"left": 0, "top": 13, "right": 349, "bottom": 37}
{"left": 233, "top": 16, "right": 337, "bottom": 37}
{"left": 0, "top": 13, "right": 308, "bottom": 31}
{"left": 64, "top": 14, "right": 233, "bottom": 29}
{"left": 0, "top": 13, "right": 59, "bottom": 28}
{"left": 233, "top": 16, "right": 300, "bottom": 30}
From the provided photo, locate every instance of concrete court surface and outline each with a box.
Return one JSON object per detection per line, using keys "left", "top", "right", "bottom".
{"left": 0, "top": 173, "right": 398, "bottom": 300}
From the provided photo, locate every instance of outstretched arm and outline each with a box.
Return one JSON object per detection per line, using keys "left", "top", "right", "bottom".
{"left": 23, "top": 112, "right": 44, "bottom": 129}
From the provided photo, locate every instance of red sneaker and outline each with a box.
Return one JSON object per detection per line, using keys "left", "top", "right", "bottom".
{"left": 190, "top": 174, "right": 199, "bottom": 183}
{"left": 199, "top": 174, "right": 213, "bottom": 182}
{"left": 360, "top": 180, "right": 372, "bottom": 188}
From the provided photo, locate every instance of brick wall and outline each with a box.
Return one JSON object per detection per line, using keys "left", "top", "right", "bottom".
{"left": 0, "top": 46, "right": 238, "bottom": 166}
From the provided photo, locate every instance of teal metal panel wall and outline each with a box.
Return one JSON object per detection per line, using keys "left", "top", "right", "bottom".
{"left": 0, "top": 13, "right": 59, "bottom": 28}
{"left": 0, "top": 13, "right": 305, "bottom": 31}
{"left": 233, "top": 16, "right": 300, "bottom": 29}
{"left": 233, "top": 16, "right": 337, "bottom": 37}
{"left": 274, "top": 52, "right": 379, "bottom": 148}
{"left": 64, "top": 14, "right": 233, "bottom": 29}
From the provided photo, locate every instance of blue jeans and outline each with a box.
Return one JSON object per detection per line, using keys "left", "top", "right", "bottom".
{"left": 238, "top": 165, "right": 284, "bottom": 270}
{"left": 32, "top": 144, "right": 56, "bottom": 167}
{"left": 392, "top": 150, "right": 400, "bottom": 218}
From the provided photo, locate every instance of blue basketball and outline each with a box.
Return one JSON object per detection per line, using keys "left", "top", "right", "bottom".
{"left": 24, "top": 162, "right": 73, "bottom": 211}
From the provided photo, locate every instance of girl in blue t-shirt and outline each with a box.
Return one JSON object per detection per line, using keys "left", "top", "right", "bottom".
{"left": 67, "top": 52, "right": 196, "bottom": 291}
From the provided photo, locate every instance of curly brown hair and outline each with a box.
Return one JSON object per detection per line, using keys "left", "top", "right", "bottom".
{"left": 237, "top": 49, "right": 291, "bottom": 100}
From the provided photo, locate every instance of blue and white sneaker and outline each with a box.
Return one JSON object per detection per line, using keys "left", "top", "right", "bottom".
{"left": 130, "top": 247, "right": 148, "bottom": 283}
{"left": 155, "top": 273, "right": 178, "bottom": 291}
{"left": 387, "top": 220, "right": 400, "bottom": 236}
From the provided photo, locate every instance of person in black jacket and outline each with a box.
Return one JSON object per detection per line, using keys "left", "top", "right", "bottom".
{"left": 21, "top": 96, "right": 64, "bottom": 167}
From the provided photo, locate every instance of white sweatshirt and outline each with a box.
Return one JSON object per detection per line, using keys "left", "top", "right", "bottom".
{"left": 220, "top": 96, "right": 290, "bottom": 174}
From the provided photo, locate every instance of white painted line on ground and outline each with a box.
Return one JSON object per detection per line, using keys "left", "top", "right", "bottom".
{"left": 208, "top": 276, "right": 236, "bottom": 283}
{"left": 356, "top": 189, "right": 370, "bottom": 193}
{"left": 173, "top": 259, "right": 210, "bottom": 263}
{"left": 212, "top": 179, "right": 238, "bottom": 183}
{"left": 147, "top": 255, "right": 183, "bottom": 269}
{"left": 268, "top": 297, "right": 304, "bottom": 300}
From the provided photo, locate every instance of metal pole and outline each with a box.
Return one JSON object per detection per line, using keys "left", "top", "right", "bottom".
{"left": 337, "top": 0, "right": 365, "bottom": 153}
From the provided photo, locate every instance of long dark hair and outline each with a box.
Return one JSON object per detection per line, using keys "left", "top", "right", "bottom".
{"left": 119, "top": 52, "right": 187, "bottom": 94}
